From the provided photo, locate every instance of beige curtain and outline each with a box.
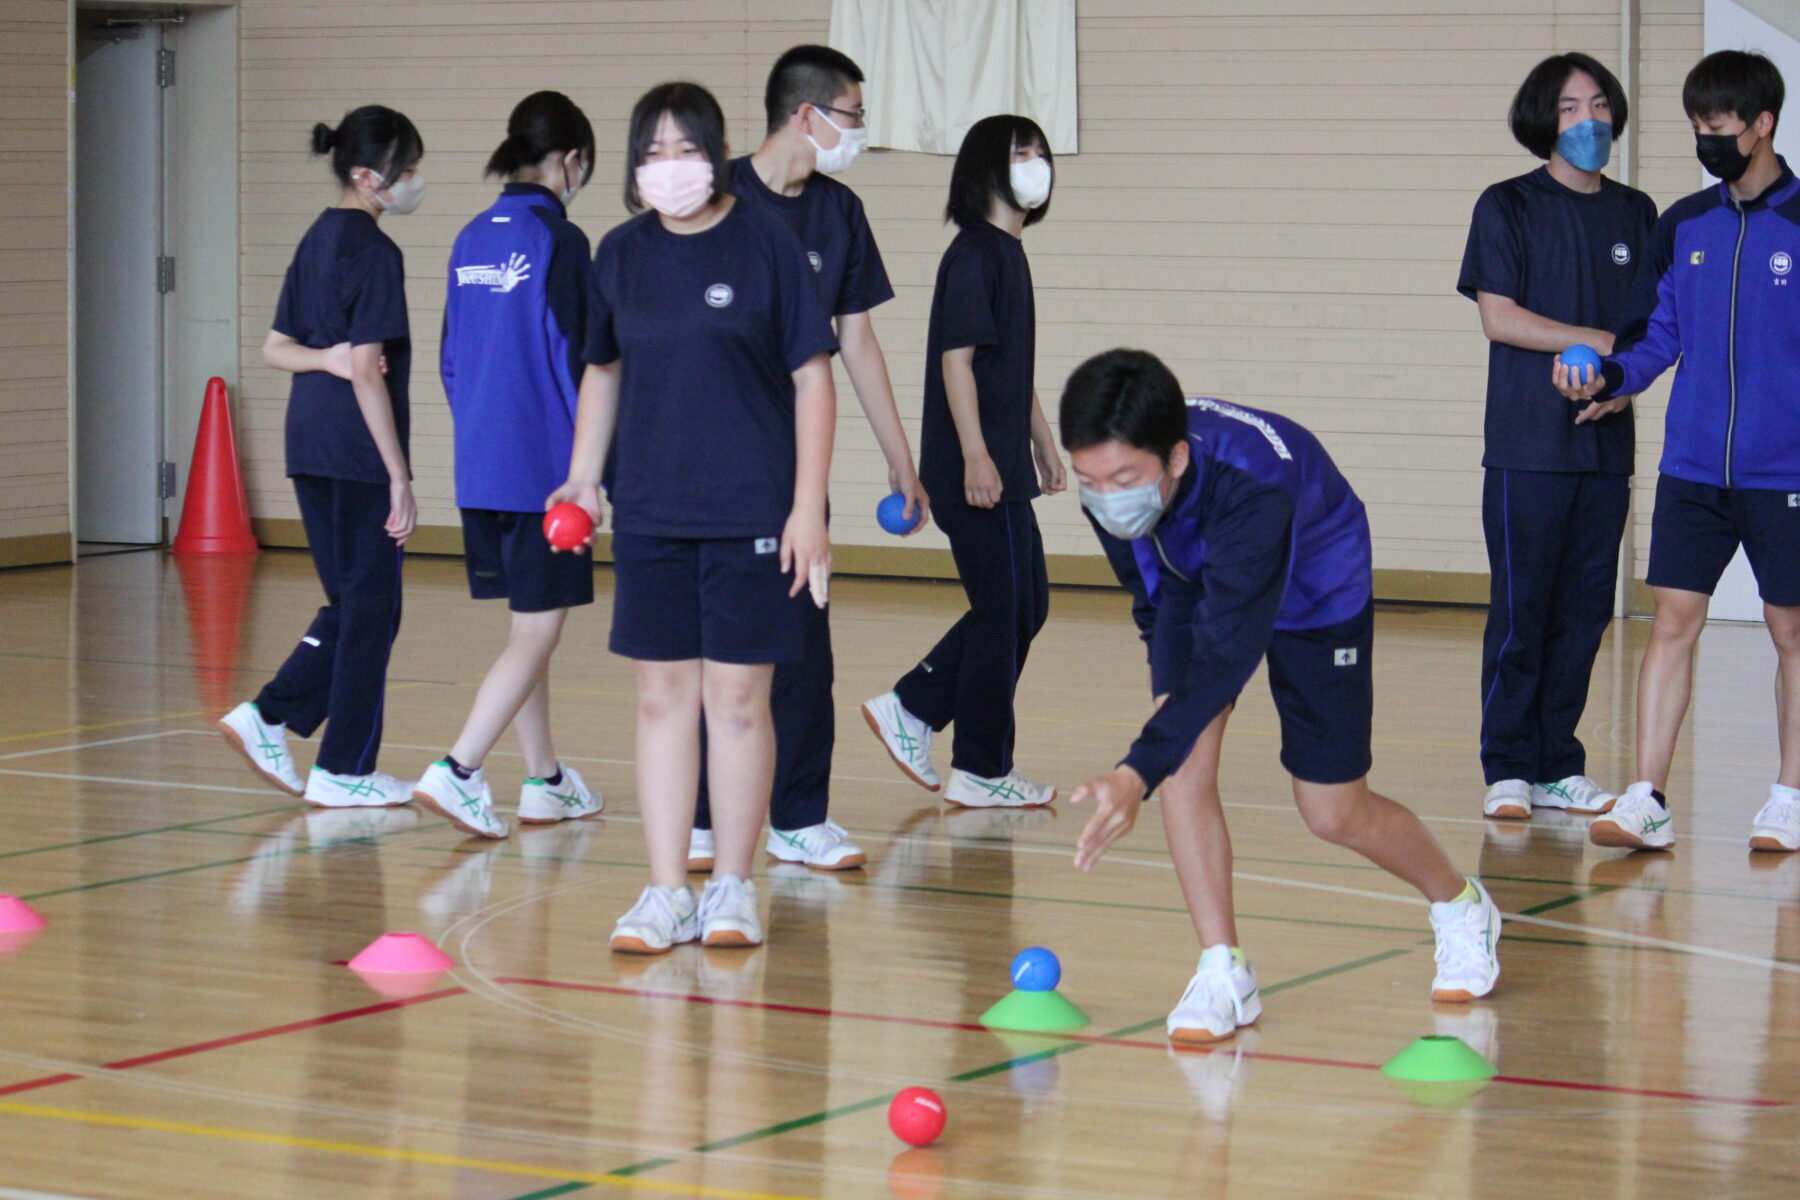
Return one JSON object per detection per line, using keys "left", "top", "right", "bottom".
{"left": 829, "top": 0, "right": 1078, "bottom": 155}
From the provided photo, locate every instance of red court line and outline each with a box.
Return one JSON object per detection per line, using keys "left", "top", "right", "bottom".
{"left": 0, "top": 987, "right": 465, "bottom": 1097}
{"left": 496, "top": 976, "right": 1785, "bottom": 1109}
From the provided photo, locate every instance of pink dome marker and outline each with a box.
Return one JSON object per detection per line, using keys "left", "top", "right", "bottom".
{"left": 346, "top": 932, "right": 454, "bottom": 974}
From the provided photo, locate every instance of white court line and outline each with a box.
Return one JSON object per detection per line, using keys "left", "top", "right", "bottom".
{"left": 0, "top": 769, "right": 279, "bottom": 799}
{"left": 378, "top": 740, "right": 915, "bottom": 788}
{"left": 1217, "top": 798, "right": 1752, "bottom": 846}
{"left": 0, "top": 729, "right": 192, "bottom": 762}
{"left": 0, "top": 1189, "right": 109, "bottom": 1200}
{"left": 988, "top": 839, "right": 1800, "bottom": 976}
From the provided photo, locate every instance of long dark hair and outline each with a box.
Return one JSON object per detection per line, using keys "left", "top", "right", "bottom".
{"left": 310, "top": 105, "right": 423, "bottom": 185}
{"left": 486, "top": 90, "right": 595, "bottom": 183}
{"left": 945, "top": 114, "right": 1053, "bottom": 228}
{"left": 1508, "top": 53, "right": 1629, "bottom": 160}
{"left": 622, "top": 82, "right": 729, "bottom": 213}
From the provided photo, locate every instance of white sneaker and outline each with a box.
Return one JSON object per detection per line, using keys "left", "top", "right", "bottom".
{"left": 610, "top": 885, "right": 699, "bottom": 955}
{"left": 687, "top": 827, "right": 716, "bottom": 873}
{"left": 518, "top": 764, "right": 601, "bottom": 823}
{"left": 1167, "top": 944, "right": 1261, "bottom": 1044}
{"left": 1482, "top": 779, "right": 1530, "bottom": 820}
{"left": 1532, "top": 774, "right": 1616, "bottom": 814}
{"left": 1429, "top": 878, "right": 1501, "bottom": 1002}
{"left": 412, "top": 761, "right": 508, "bottom": 839}
{"left": 698, "top": 874, "right": 763, "bottom": 947}
{"left": 1749, "top": 784, "right": 1800, "bottom": 852}
{"left": 1589, "top": 781, "right": 1674, "bottom": 850}
{"left": 944, "top": 767, "right": 1055, "bottom": 809}
{"left": 218, "top": 702, "right": 304, "bottom": 796}
{"left": 303, "top": 767, "right": 411, "bottom": 809}
{"left": 862, "top": 692, "right": 941, "bottom": 791}
{"left": 766, "top": 820, "right": 866, "bottom": 870}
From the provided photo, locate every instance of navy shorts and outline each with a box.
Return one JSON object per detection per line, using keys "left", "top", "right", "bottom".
{"left": 1151, "top": 598, "right": 1375, "bottom": 786}
{"left": 462, "top": 509, "right": 595, "bottom": 613}
{"left": 609, "top": 532, "right": 807, "bottom": 664}
{"left": 1647, "top": 474, "right": 1800, "bottom": 606}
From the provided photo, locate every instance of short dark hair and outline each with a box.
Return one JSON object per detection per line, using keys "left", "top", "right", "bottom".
{"left": 945, "top": 114, "right": 1053, "bottom": 228}
{"left": 310, "top": 105, "right": 423, "bottom": 187}
{"left": 1059, "top": 349, "right": 1189, "bottom": 464}
{"left": 765, "top": 44, "right": 864, "bottom": 135}
{"left": 1508, "top": 53, "right": 1629, "bottom": 160}
{"left": 486, "top": 90, "right": 595, "bottom": 184}
{"left": 622, "top": 82, "right": 729, "bottom": 213}
{"left": 1684, "top": 50, "right": 1785, "bottom": 134}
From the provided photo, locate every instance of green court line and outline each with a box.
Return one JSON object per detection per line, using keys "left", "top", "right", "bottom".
{"left": 1519, "top": 885, "right": 1616, "bottom": 917}
{"left": 0, "top": 805, "right": 295, "bottom": 861}
{"left": 506, "top": 944, "right": 1416, "bottom": 1199}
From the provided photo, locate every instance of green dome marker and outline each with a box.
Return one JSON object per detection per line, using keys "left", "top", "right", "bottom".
{"left": 979, "top": 987, "right": 1090, "bottom": 1033}
{"left": 1380, "top": 1035, "right": 1497, "bottom": 1083}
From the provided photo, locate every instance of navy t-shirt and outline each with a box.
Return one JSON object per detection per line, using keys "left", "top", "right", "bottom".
{"left": 1457, "top": 167, "right": 1656, "bottom": 475}
{"left": 273, "top": 208, "right": 411, "bottom": 483}
{"left": 582, "top": 202, "right": 838, "bottom": 539}
{"left": 728, "top": 156, "right": 894, "bottom": 317}
{"left": 918, "top": 221, "right": 1038, "bottom": 505}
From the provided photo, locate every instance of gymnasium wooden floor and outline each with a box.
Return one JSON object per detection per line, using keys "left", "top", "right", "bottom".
{"left": 2, "top": 550, "right": 1797, "bottom": 1198}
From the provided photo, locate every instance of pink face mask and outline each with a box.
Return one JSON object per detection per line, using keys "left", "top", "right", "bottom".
{"left": 635, "top": 159, "right": 714, "bottom": 218}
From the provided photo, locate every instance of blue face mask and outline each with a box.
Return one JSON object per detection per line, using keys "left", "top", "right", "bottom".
{"left": 1556, "top": 118, "right": 1612, "bottom": 172}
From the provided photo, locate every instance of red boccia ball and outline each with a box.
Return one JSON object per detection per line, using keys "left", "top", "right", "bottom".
{"left": 542, "top": 502, "right": 594, "bottom": 551}
{"left": 887, "top": 1087, "right": 947, "bottom": 1147}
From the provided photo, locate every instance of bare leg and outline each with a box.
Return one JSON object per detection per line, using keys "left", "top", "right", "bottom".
{"left": 513, "top": 672, "right": 558, "bottom": 780}
{"left": 1158, "top": 705, "right": 1239, "bottom": 948}
{"left": 1293, "top": 777, "right": 1465, "bottom": 903}
{"left": 1635, "top": 587, "right": 1709, "bottom": 788}
{"left": 635, "top": 659, "right": 704, "bottom": 889}
{"left": 449, "top": 609, "right": 567, "bottom": 770}
{"left": 1767, "top": 604, "right": 1800, "bottom": 789}
{"left": 700, "top": 661, "right": 776, "bottom": 880}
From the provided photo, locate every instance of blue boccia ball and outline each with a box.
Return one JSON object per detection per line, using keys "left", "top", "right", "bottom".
{"left": 1562, "top": 344, "right": 1602, "bottom": 386}
{"left": 1010, "top": 946, "right": 1061, "bottom": 992}
{"left": 877, "top": 492, "right": 915, "bottom": 536}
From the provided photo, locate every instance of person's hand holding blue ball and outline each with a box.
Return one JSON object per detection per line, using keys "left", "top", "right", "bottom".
{"left": 877, "top": 492, "right": 924, "bottom": 536}
{"left": 1560, "top": 344, "right": 1602, "bottom": 386}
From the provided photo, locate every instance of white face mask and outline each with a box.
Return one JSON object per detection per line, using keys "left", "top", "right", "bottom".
{"left": 806, "top": 109, "right": 868, "bottom": 175}
{"left": 1010, "top": 157, "right": 1052, "bottom": 210}
{"left": 368, "top": 168, "right": 425, "bottom": 215}
{"left": 1080, "top": 473, "right": 1167, "bottom": 540}
{"left": 558, "top": 154, "right": 584, "bottom": 206}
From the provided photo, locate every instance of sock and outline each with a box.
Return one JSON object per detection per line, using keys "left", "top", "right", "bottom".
{"left": 1229, "top": 947, "right": 1247, "bottom": 970}
{"left": 445, "top": 755, "right": 475, "bottom": 780}
{"left": 1773, "top": 783, "right": 1800, "bottom": 802}
{"left": 1450, "top": 878, "right": 1479, "bottom": 905}
{"left": 1651, "top": 788, "right": 1668, "bottom": 808}
{"left": 543, "top": 767, "right": 564, "bottom": 787}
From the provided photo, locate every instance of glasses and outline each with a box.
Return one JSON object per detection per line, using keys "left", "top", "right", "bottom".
{"left": 813, "top": 103, "right": 867, "bottom": 127}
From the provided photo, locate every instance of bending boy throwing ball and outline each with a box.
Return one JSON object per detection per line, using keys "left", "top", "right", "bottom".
{"left": 1060, "top": 349, "right": 1500, "bottom": 1042}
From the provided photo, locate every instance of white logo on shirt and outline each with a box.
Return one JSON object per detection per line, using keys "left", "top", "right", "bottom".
{"left": 1186, "top": 397, "right": 1293, "bottom": 461}
{"left": 1334, "top": 648, "right": 1358, "bottom": 667}
{"left": 1788, "top": 493, "right": 1799, "bottom": 508}
{"left": 1611, "top": 243, "right": 1631, "bottom": 265}
{"left": 807, "top": 251, "right": 823, "bottom": 274}
{"left": 1773, "top": 252, "right": 1792, "bottom": 277}
{"left": 705, "top": 283, "right": 735, "bottom": 308}
{"left": 754, "top": 537, "right": 778, "bottom": 554}
{"left": 455, "top": 252, "right": 532, "bottom": 293}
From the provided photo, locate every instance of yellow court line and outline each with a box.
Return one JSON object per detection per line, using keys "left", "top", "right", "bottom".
{"left": 0, "top": 1101, "right": 810, "bottom": 1200}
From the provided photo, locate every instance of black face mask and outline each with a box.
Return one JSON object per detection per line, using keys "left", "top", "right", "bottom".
{"left": 1696, "top": 130, "right": 1754, "bottom": 182}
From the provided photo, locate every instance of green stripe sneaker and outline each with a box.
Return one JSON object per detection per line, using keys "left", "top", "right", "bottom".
{"left": 944, "top": 767, "right": 1055, "bottom": 809}
{"left": 518, "top": 763, "right": 601, "bottom": 823}
{"left": 1531, "top": 774, "right": 1616, "bottom": 814}
{"left": 219, "top": 702, "right": 304, "bottom": 797}
{"left": 1590, "top": 781, "right": 1674, "bottom": 851}
{"left": 302, "top": 767, "right": 411, "bottom": 809}
{"left": 412, "top": 760, "right": 507, "bottom": 839}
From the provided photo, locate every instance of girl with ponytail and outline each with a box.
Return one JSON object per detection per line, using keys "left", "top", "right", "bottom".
{"left": 217, "top": 105, "right": 425, "bottom": 809}
{"left": 411, "top": 91, "right": 603, "bottom": 837}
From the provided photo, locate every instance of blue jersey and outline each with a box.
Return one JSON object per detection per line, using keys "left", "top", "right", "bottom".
{"left": 1458, "top": 168, "right": 1656, "bottom": 475}
{"left": 918, "top": 221, "right": 1038, "bottom": 507}
{"left": 442, "top": 183, "right": 590, "bottom": 511}
{"left": 272, "top": 208, "right": 410, "bottom": 483}
{"left": 727, "top": 156, "right": 894, "bottom": 317}
{"left": 1600, "top": 160, "right": 1800, "bottom": 489}
{"left": 582, "top": 203, "right": 838, "bottom": 539}
{"left": 1094, "top": 399, "right": 1372, "bottom": 791}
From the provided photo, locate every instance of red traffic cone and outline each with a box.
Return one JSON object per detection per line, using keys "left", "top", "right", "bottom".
{"left": 172, "top": 377, "right": 259, "bottom": 556}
